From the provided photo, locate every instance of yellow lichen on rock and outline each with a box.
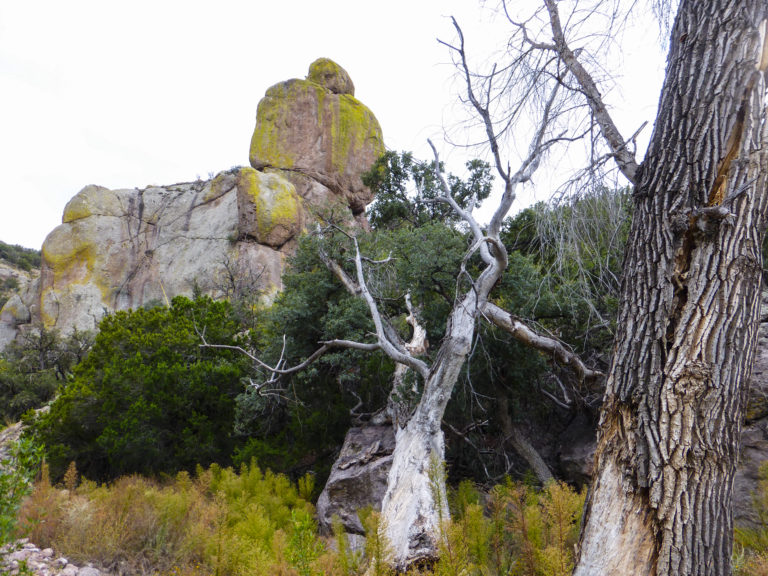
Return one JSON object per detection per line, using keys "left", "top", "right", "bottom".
{"left": 40, "top": 223, "right": 115, "bottom": 327}
{"left": 62, "top": 185, "right": 122, "bottom": 223}
{"left": 307, "top": 57, "right": 355, "bottom": 96}
{"left": 248, "top": 59, "right": 384, "bottom": 213}
{"left": 237, "top": 167, "right": 301, "bottom": 247}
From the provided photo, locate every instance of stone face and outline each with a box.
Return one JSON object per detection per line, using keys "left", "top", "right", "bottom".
{"left": 316, "top": 425, "right": 396, "bottom": 535}
{"left": 249, "top": 59, "right": 384, "bottom": 214}
{"left": 307, "top": 57, "right": 355, "bottom": 96}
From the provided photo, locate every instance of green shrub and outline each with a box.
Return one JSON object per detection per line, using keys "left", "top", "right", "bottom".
{"left": 0, "top": 436, "right": 43, "bottom": 545}
{"left": 16, "top": 460, "right": 321, "bottom": 576}
{"left": 30, "top": 296, "right": 248, "bottom": 481}
{"left": 0, "top": 241, "right": 41, "bottom": 271}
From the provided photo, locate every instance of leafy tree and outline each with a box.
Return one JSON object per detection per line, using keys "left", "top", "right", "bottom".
{"left": 0, "top": 241, "right": 41, "bottom": 271}
{"left": 0, "top": 327, "right": 92, "bottom": 423}
{"left": 365, "top": 151, "right": 492, "bottom": 230}
{"left": 32, "top": 296, "right": 248, "bottom": 481}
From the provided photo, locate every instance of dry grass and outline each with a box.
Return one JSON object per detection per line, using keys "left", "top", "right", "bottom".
{"left": 15, "top": 462, "right": 589, "bottom": 576}
{"left": 16, "top": 461, "right": 319, "bottom": 575}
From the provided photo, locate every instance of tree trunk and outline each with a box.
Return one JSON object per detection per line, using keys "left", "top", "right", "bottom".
{"left": 378, "top": 298, "right": 476, "bottom": 570}
{"left": 497, "top": 392, "right": 553, "bottom": 484}
{"left": 575, "top": 2, "right": 768, "bottom": 575}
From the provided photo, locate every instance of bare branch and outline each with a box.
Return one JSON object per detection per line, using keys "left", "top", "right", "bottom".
{"left": 427, "top": 139, "right": 486, "bottom": 248}
{"left": 481, "top": 301, "right": 603, "bottom": 382}
{"left": 198, "top": 328, "right": 380, "bottom": 377}
{"left": 542, "top": 0, "right": 639, "bottom": 183}
{"left": 353, "top": 237, "right": 431, "bottom": 380}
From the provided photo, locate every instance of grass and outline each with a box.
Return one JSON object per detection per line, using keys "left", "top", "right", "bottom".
{"left": 13, "top": 461, "right": 589, "bottom": 576}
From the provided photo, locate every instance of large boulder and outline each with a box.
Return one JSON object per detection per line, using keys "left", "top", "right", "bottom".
{"left": 316, "top": 425, "right": 396, "bottom": 535}
{"left": 237, "top": 167, "right": 302, "bottom": 248}
{"left": 249, "top": 59, "right": 384, "bottom": 214}
{"left": 34, "top": 170, "right": 288, "bottom": 334}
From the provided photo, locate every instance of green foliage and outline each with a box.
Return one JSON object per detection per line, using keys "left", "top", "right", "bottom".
{"left": 0, "top": 327, "right": 92, "bottom": 424}
{"left": 14, "top": 462, "right": 585, "bottom": 576}
{"left": 364, "top": 151, "right": 492, "bottom": 230}
{"left": 0, "top": 436, "right": 44, "bottom": 545}
{"left": 332, "top": 515, "right": 363, "bottom": 576}
{"left": 0, "top": 241, "right": 41, "bottom": 272}
{"left": 360, "top": 507, "right": 394, "bottom": 576}
{"left": 504, "top": 187, "right": 631, "bottom": 350}
{"left": 288, "top": 508, "right": 325, "bottom": 576}
{"left": 30, "top": 296, "right": 248, "bottom": 481}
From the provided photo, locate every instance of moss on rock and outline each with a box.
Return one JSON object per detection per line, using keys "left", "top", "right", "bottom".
{"left": 237, "top": 168, "right": 301, "bottom": 247}
{"left": 307, "top": 57, "right": 355, "bottom": 96}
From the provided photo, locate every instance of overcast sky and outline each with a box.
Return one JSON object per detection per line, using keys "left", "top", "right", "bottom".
{"left": 0, "top": 1, "right": 666, "bottom": 250}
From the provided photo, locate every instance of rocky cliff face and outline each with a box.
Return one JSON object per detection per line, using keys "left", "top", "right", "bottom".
{"left": 0, "top": 59, "right": 384, "bottom": 346}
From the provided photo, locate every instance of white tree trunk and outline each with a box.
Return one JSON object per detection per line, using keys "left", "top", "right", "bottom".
{"left": 379, "top": 299, "right": 476, "bottom": 569}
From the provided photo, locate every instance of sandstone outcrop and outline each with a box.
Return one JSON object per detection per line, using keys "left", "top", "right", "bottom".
{"left": 0, "top": 59, "right": 383, "bottom": 343}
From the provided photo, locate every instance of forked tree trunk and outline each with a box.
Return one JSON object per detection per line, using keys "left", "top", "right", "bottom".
{"left": 575, "top": 2, "right": 768, "bottom": 574}
{"left": 378, "top": 299, "right": 476, "bottom": 570}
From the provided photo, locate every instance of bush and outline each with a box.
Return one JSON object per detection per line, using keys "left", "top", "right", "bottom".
{"left": 0, "top": 327, "right": 92, "bottom": 424}
{"left": 31, "top": 296, "right": 248, "bottom": 481}
{"left": 0, "top": 436, "right": 43, "bottom": 545}
{"left": 0, "top": 241, "right": 41, "bottom": 272}
{"left": 14, "top": 463, "right": 585, "bottom": 576}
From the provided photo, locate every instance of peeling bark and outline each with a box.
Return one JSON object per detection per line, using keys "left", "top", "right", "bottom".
{"left": 575, "top": 2, "right": 768, "bottom": 574}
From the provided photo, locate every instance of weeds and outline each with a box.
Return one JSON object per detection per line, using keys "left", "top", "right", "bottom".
{"left": 12, "top": 458, "right": 589, "bottom": 576}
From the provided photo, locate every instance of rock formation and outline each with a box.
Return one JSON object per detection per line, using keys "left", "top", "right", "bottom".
{"left": 316, "top": 425, "right": 396, "bottom": 535}
{"left": 0, "top": 59, "right": 384, "bottom": 345}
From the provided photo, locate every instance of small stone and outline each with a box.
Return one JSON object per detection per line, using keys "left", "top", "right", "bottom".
{"left": 56, "top": 557, "right": 69, "bottom": 566}
{"left": 41, "top": 548, "right": 54, "bottom": 558}
{"left": 61, "top": 566, "right": 79, "bottom": 576}
{"left": 9, "top": 549, "right": 31, "bottom": 562}
{"left": 23, "top": 543, "right": 37, "bottom": 549}
{"left": 78, "top": 567, "right": 102, "bottom": 576}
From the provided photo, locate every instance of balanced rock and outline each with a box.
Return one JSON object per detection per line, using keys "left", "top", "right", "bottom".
{"left": 307, "top": 57, "right": 355, "bottom": 96}
{"left": 249, "top": 58, "right": 384, "bottom": 214}
{"left": 1, "top": 58, "right": 383, "bottom": 343}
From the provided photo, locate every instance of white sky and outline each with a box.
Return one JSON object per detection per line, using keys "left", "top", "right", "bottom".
{"left": 0, "top": 1, "right": 666, "bottom": 250}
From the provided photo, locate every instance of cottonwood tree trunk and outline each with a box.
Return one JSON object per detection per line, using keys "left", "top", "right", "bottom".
{"left": 575, "top": 2, "right": 768, "bottom": 574}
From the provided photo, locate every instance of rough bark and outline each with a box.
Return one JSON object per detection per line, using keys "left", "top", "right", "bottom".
{"left": 575, "top": 2, "right": 768, "bottom": 575}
